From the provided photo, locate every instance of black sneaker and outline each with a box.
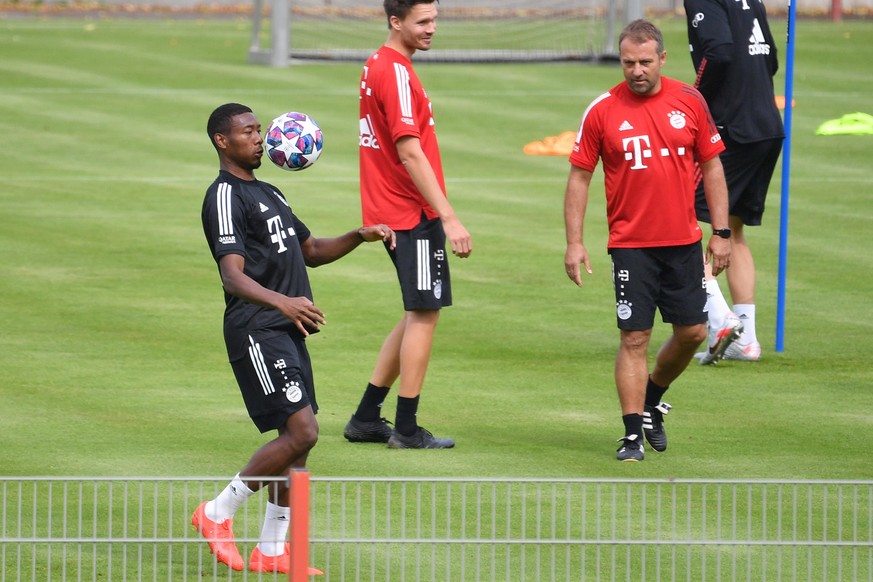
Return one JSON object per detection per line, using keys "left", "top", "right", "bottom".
{"left": 616, "top": 434, "right": 644, "bottom": 462}
{"left": 387, "top": 427, "right": 455, "bottom": 449}
{"left": 643, "top": 402, "right": 671, "bottom": 452}
{"left": 343, "top": 415, "right": 393, "bottom": 443}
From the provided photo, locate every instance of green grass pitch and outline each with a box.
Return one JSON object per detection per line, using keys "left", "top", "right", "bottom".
{"left": 0, "top": 15, "right": 871, "bottom": 482}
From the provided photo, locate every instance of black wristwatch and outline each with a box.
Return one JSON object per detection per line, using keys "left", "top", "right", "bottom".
{"left": 713, "top": 228, "right": 732, "bottom": 239}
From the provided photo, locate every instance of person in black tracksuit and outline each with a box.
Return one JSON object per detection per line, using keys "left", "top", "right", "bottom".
{"left": 685, "top": 0, "right": 785, "bottom": 363}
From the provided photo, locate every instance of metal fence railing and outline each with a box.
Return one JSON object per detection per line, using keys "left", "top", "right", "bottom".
{"left": 2, "top": 476, "right": 871, "bottom": 581}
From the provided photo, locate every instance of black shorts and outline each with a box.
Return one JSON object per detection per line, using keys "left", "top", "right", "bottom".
{"left": 387, "top": 216, "right": 452, "bottom": 311}
{"left": 609, "top": 244, "right": 707, "bottom": 331}
{"left": 695, "top": 134, "right": 782, "bottom": 226}
{"left": 229, "top": 330, "right": 316, "bottom": 433}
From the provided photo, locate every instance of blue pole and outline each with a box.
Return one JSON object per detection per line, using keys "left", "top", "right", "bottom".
{"left": 775, "top": 0, "right": 797, "bottom": 352}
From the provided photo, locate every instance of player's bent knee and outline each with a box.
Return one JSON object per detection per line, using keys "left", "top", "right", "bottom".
{"left": 278, "top": 428, "right": 318, "bottom": 456}
{"left": 681, "top": 324, "right": 707, "bottom": 346}
{"left": 620, "top": 329, "right": 652, "bottom": 351}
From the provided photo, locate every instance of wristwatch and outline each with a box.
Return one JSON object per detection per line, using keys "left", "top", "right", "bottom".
{"left": 713, "top": 228, "right": 732, "bottom": 239}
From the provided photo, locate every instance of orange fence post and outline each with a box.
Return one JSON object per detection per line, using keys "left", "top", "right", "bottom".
{"left": 288, "top": 468, "right": 310, "bottom": 582}
{"left": 831, "top": 0, "right": 843, "bottom": 21}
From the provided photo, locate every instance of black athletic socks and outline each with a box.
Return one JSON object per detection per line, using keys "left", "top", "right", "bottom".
{"left": 395, "top": 395, "right": 420, "bottom": 437}
{"left": 354, "top": 383, "right": 390, "bottom": 422}
{"left": 645, "top": 377, "right": 668, "bottom": 408}
{"left": 355, "top": 385, "right": 420, "bottom": 437}
{"left": 622, "top": 413, "right": 644, "bottom": 439}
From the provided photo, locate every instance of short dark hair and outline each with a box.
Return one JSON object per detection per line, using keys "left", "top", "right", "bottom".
{"left": 383, "top": 0, "right": 437, "bottom": 26}
{"left": 207, "top": 103, "right": 253, "bottom": 151}
{"left": 619, "top": 19, "right": 664, "bottom": 54}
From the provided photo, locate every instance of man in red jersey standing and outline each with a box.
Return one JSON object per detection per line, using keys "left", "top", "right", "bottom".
{"left": 343, "top": 0, "right": 473, "bottom": 449}
{"left": 563, "top": 20, "right": 731, "bottom": 461}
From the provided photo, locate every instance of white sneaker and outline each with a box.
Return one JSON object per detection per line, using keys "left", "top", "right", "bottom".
{"left": 723, "top": 341, "right": 762, "bottom": 361}
{"left": 696, "top": 313, "right": 744, "bottom": 365}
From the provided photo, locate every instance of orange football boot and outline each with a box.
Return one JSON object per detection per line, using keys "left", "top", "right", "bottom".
{"left": 191, "top": 502, "right": 244, "bottom": 571}
{"left": 249, "top": 543, "right": 323, "bottom": 576}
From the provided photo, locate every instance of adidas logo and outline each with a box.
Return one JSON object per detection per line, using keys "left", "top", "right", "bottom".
{"left": 748, "top": 18, "right": 771, "bottom": 55}
{"left": 359, "top": 115, "right": 380, "bottom": 149}
{"left": 259, "top": 202, "right": 269, "bottom": 213}
{"left": 618, "top": 120, "right": 634, "bottom": 131}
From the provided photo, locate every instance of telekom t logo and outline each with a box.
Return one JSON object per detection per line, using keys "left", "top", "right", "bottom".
{"left": 267, "top": 215, "right": 295, "bottom": 253}
{"left": 622, "top": 135, "right": 652, "bottom": 170}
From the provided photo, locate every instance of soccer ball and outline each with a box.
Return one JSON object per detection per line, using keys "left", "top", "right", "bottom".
{"left": 265, "top": 112, "right": 324, "bottom": 171}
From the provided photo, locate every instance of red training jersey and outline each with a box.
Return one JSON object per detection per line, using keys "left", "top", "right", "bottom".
{"left": 359, "top": 46, "right": 445, "bottom": 230}
{"left": 569, "top": 76, "right": 725, "bottom": 248}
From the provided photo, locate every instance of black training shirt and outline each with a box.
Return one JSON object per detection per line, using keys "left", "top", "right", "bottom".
{"left": 685, "top": 0, "right": 785, "bottom": 143}
{"left": 202, "top": 170, "right": 314, "bottom": 360}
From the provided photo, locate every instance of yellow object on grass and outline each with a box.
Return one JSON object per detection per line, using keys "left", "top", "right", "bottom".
{"left": 815, "top": 112, "right": 873, "bottom": 136}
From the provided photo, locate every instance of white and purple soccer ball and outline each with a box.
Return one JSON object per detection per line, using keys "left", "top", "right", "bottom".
{"left": 265, "top": 111, "right": 324, "bottom": 171}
